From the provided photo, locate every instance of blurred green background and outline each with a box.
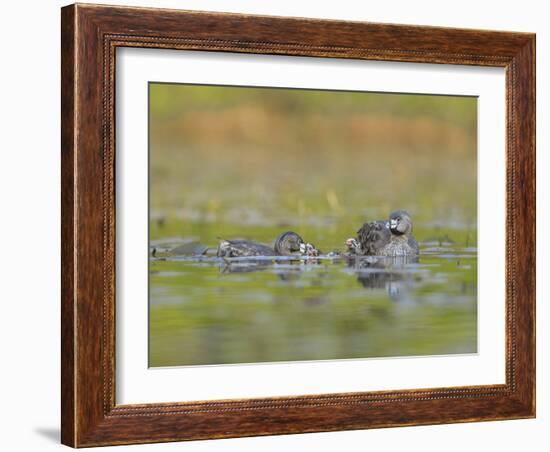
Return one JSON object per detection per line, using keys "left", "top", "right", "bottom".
{"left": 148, "top": 83, "right": 477, "bottom": 367}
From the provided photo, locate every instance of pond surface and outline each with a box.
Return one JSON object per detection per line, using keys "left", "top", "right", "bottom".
{"left": 149, "top": 240, "right": 477, "bottom": 367}
{"left": 147, "top": 86, "right": 478, "bottom": 368}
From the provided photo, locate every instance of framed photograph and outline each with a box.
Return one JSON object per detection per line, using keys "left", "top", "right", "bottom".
{"left": 61, "top": 3, "right": 535, "bottom": 447}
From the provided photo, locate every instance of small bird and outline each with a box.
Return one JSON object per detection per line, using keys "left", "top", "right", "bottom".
{"left": 216, "top": 239, "right": 274, "bottom": 257}
{"left": 346, "top": 210, "right": 419, "bottom": 257}
{"left": 385, "top": 210, "right": 419, "bottom": 256}
{"left": 217, "top": 231, "right": 319, "bottom": 258}
{"left": 274, "top": 231, "right": 319, "bottom": 257}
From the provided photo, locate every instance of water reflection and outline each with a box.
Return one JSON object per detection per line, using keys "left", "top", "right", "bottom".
{"left": 219, "top": 256, "right": 322, "bottom": 280}
{"left": 149, "top": 244, "right": 477, "bottom": 367}
{"left": 346, "top": 255, "right": 418, "bottom": 301}
{"left": 216, "top": 254, "right": 419, "bottom": 303}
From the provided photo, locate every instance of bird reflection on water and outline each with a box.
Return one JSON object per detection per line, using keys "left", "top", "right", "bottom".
{"left": 151, "top": 242, "right": 439, "bottom": 305}
{"left": 149, "top": 241, "right": 477, "bottom": 366}
{"left": 210, "top": 253, "right": 420, "bottom": 302}
{"left": 346, "top": 255, "right": 419, "bottom": 302}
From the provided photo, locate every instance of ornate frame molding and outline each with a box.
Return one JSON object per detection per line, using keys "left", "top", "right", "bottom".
{"left": 61, "top": 4, "right": 535, "bottom": 447}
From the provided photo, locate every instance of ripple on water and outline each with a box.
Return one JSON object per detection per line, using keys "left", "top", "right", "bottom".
{"left": 149, "top": 246, "right": 478, "bottom": 366}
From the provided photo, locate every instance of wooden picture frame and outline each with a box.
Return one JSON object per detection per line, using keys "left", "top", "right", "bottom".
{"left": 61, "top": 3, "right": 535, "bottom": 447}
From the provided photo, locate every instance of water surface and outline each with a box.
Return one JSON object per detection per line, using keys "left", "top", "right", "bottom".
{"left": 149, "top": 240, "right": 477, "bottom": 367}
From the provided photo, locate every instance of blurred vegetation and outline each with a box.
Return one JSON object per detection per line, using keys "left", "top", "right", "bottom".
{"left": 148, "top": 83, "right": 478, "bottom": 367}
{"left": 150, "top": 83, "right": 476, "bottom": 129}
{"left": 149, "top": 83, "right": 477, "bottom": 246}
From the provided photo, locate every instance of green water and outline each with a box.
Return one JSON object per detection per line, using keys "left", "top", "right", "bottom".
{"left": 149, "top": 228, "right": 477, "bottom": 367}
{"left": 148, "top": 84, "right": 478, "bottom": 367}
